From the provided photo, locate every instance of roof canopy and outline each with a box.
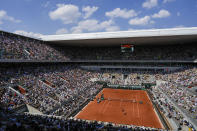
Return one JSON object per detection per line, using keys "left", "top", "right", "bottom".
{"left": 41, "top": 27, "right": 197, "bottom": 46}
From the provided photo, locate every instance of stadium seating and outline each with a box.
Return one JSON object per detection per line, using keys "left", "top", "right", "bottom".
{"left": 1, "top": 31, "right": 197, "bottom": 61}
{"left": 0, "top": 31, "right": 68, "bottom": 61}
{"left": 0, "top": 31, "right": 196, "bottom": 130}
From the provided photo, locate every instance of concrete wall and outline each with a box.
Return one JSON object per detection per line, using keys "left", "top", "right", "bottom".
{"left": 26, "top": 104, "right": 43, "bottom": 114}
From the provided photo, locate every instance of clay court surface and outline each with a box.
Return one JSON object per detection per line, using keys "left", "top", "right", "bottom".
{"left": 75, "top": 88, "right": 163, "bottom": 129}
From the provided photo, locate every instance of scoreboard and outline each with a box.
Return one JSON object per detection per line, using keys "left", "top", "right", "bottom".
{"left": 121, "top": 44, "right": 134, "bottom": 53}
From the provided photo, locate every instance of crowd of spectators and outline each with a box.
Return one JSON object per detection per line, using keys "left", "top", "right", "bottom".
{"left": 99, "top": 70, "right": 156, "bottom": 85}
{"left": 0, "top": 30, "right": 197, "bottom": 130}
{"left": 0, "top": 65, "right": 167, "bottom": 130}
{"left": 0, "top": 112, "right": 164, "bottom": 131}
{"left": 150, "top": 87, "right": 196, "bottom": 131}
{"left": 0, "top": 65, "right": 102, "bottom": 116}
{"left": 0, "top": 63, "right": 197, "bottom": 130}
{"left": 159, "top": 83, "right": 196, "bottom": 117}
{"left": 54, "top": 45, "right": 197, "bottom": 61}
{"left": 0, "top": 88, "right": 25, "bottom": 111}
{"left": 147, "top": 67, "right": 197, "bottom": 130}
{"left": 0, "top": 53, "right": 197, "bottom": 129}
{"left": 99, "top": 67, "right": 197, "bottom": 129}
{"left": 0, "top": 31, "right": 68, "bottom": 61}
{"left": 2, "top": 66, "right": 196, "bottom": 115}
{"left": 1, "top": 31, "right": 197, "bottom": 61}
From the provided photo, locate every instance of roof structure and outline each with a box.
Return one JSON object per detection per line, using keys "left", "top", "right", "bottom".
{"left": 41, "top": 27, "right": 197, "bottom": 46}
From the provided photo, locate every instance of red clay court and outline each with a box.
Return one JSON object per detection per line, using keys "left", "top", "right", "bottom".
{"left": 75, "top": 88, "right": 163, "bottom": 129}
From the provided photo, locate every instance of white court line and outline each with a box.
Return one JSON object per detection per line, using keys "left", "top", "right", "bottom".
{"left": 136, "top": 95, "right": 141, "bottom": 126}
{"left": 74, "top": 100, "right": 93, "bottom": 118}
{"left": 102, "top": 100, "right": 110, "bottom": 114}
{"left": 120, "top": 99, "right": 122, "bottom": 107}
{"left": 99, "top": 99, "right": 107, "bottom": 114}
{"left": 145, "top": 92, "right": 164, "bottom": 129}
{"left": 136, "top": 95, "right": 140, "bottom": 118}
{"left": 132, "top": 97, "right": 134, "bottom": 117}
{"left": 129, "top": 97, "right": 133, "bottom": 123}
